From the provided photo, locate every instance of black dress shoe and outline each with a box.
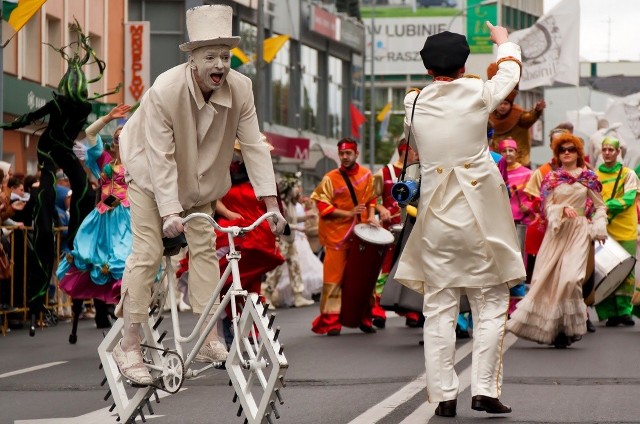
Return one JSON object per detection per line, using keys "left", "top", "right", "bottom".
{"left": 372, "top": 317, "right": 386, "bottom": 329}
{"left": 359, "top": 324, "right": 377, "bottom": 334}
{"left": 586, "top": 319, "right": 596, "bottom": 333}
{"left": 621, "top": 315, "right": 635, "bottom": 326}
{"left": 471, "top": 395, "right": 512, "bottom": 414}
{"left": 327, "top": 329, "right": 341, "bottom": 336}
{"left": 605, "top": 317, "right": 621, "bottom": 327}
{"left": 552, "top": 332, "right": 569, "bottom": 349}
{"left": 435, "top": 399, "right": 457, "bottom": 417}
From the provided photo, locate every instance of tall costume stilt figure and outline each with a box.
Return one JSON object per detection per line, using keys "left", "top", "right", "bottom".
{"left": 0, "top": 21, "right": 119, "bottom": 335}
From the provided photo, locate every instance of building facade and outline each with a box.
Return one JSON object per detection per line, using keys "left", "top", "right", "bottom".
{"left": 127, "top": 0, "right": 366, "bottom": 190}
{"left": 1, "top": 0, "right": 126, "bottom": 175}
{"left": 362, "top": 0, "right": 543, "bottom": 161}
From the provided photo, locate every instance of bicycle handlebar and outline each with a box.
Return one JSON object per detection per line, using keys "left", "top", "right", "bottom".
{"left": 181, "top": 211, "right": 289, "bottom": 236}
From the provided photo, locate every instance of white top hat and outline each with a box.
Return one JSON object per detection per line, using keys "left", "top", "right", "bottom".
{"left": 179, "top": 5, "right": 241, "bottom": 52}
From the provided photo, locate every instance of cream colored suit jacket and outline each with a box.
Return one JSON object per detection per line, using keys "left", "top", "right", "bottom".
{"left": 120, "top": 65, "right": 276, "bottom": 217}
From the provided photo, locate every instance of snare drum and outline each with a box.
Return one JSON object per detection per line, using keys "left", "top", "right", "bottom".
{"left": 340, "top": 224, "right": 394, "bottom": 328}
{"left": 593, "top": 237, "right": 636, "bottom": 305}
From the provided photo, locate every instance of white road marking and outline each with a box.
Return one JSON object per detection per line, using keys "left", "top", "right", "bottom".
{"left": 0, "top": 362, "right": 67, "bottom": 379}
{"left": 14, "top": 389, "right": 181, "bottom": 423}
{"left": 399, "top": 333, "right": 518, "bottom": 423}
{"left": 347, "top": 339, "right": 474, "bottom": 424}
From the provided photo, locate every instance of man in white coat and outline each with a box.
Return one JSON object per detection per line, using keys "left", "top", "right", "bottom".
{"left": 112, "top": 5, "right": 286, "bottom": 386}
{"left": 394, "top": 23, "right": 526, "bottom": 417}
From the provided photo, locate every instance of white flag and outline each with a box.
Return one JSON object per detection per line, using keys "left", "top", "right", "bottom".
{"left": 508, "top": 0, "right": 580, "bottom": 90}
{"left": 606, "top": 92, "right": 640, "bottom": 168}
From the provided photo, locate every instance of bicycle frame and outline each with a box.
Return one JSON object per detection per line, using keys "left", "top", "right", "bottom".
{"left": 160, "top": 211, "right": 274, "bottom": 375}
{"left": 99, "top": 211, "right": 288, "bottom": 424}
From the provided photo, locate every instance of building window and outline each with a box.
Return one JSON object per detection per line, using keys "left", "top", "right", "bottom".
{"left": 87, "top": 33, "right": 103, "bottom": 88}
{"left": 22, "top": 10, "right": 42, "bottom": 82}
{"left": 271, "top": 37, "right": 290, "bottom": 126}
{"left": 327, "top": 56, "right": 343, "bottom": 139}
{"left": 237, "top": 21, "right": 257, "bottom": 83}
{"left": 300, "top": 45, "right": 318, "bottom": 132}
{"left": 2, "top": 21, "right": 18, "bottom": 74}
{"left": 45, "top": 16, "right": 63, "bottom": 87}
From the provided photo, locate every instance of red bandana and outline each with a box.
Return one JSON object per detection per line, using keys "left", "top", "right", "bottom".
{"left": 338, "top": 140, "right": 358, "bottom": 152}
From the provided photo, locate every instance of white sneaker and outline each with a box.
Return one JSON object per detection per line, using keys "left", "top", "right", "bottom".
{"left": 293, "top": 294, "right": 315, "bottom": 308}
{"left": 195, "top": 340, "right": 228, "bottom": 363}
{"left": 112, "top": 341, "right": 153, "bottom": 386}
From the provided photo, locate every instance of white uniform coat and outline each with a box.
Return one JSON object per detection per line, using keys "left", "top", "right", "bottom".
{"left": 395, "top": 42, "right": 526, "bottom": 294}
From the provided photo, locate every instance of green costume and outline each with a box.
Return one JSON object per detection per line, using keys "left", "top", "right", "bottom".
{"left": 595, "top": 162, "right": 639, "bottom": 320}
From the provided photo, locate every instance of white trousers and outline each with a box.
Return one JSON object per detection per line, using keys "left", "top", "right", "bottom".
{"left": 422, "top": 284, "right": 509, "bottom": 402}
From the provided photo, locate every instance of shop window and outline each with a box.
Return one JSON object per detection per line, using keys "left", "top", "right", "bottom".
{"left": 45, "top": 16, "right": 63, "bottom": 87}
{"left": 300, "top": 45, "right": 318, "bottom": 132}
{"left": 271, "top": 37, "right": 290, "bottom": 126}
{"left": 327, "top": 56, "right": 343, "bottom": 139}
{"left": 22, "top": 10, "right": 41, "bottom": 82}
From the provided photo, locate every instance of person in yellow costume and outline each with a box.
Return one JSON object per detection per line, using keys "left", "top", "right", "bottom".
{"left": 595, "top": 137, "right": 639, "bottom": 326}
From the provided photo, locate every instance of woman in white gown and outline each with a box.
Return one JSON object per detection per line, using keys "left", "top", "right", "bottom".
{"left": 507, "top": 133, "right": 607, "bottom": 347}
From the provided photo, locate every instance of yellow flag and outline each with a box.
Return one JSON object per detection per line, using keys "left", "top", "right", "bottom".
{"left": 6, "top": 0, "right": 47, "bottom": 33}
{"left": 263, "top": 34, "right": 290, "bottom": 64}
{"left": 376, "top": 102, "right": 392, "bottom": 123}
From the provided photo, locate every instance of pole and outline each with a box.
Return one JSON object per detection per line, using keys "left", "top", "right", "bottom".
{"left": 0, "top": 8, "right": 4, "bottom": 160}
{"left": 256, "top": 0, "right": 265, "bottom": 129}
{"left": 367, "top": 0, "right": 375, "bottom": 170}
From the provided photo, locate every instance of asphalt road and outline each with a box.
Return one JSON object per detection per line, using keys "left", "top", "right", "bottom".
{"left": 1, "top": 305, "right": 638, "bottom": 424}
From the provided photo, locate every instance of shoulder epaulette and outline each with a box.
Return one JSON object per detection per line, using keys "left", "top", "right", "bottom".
{"left": 406, "top": 88, "right": 421, "bottom": 95}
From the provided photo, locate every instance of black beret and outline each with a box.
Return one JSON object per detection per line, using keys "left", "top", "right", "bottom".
{"left": 420, "top": 31, "right": 470, "bottom": 71}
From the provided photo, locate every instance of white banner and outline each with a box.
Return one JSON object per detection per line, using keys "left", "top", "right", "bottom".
{"left": 124, "top": 22, "right": 150, "bottom": 106}
{"left": 606, "top": 92, "right": 640, "bottom": 169}
{"left": 508, "top": 0, "right": 580, "bottom": 90}
{"left": 363, "top": 17, "right": 463, "bottom": 75}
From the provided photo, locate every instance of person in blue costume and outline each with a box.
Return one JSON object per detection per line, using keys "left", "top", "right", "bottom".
{"left": 57, "top": 104, "right": 132, "bottom": 307}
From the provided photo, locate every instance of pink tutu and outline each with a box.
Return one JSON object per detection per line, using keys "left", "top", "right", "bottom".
{"left": 58, "top": 264, "right": 121, "bottom": 304}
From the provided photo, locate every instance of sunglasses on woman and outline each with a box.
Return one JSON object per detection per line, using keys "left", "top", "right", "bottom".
{"left": 558, "top": 146, "right": 577, "bottom": 154}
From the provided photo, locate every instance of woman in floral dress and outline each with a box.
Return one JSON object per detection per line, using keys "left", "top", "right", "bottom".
{"left": 507, "top": 133, "right": 607, "bottom": 348}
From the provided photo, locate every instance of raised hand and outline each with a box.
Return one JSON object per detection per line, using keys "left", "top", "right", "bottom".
{"left": 486, "top": 21, "right": 509, "bottom": 46}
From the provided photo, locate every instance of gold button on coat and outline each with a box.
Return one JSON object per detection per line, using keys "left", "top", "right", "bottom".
{"left": 464, "top": 163, "right": 471, "bottom": 169}
{"left": 436, "top": 167, "right": 443, "bottom": 174}
{"left": 471, "top": 180, "right": 478, "bottom": 186}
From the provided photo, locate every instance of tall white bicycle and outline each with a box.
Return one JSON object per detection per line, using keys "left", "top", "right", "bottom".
{"left": 98, "top": 212, "right": 289, "bottom": 424}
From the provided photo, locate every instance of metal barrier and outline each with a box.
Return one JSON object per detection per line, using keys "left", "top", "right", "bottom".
{"left": 0, "top": 226, "right": 72, "bottom": 336}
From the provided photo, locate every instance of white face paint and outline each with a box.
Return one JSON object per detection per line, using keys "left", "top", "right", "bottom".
{"left": 189, "top": 46, "right": 231, "bottom": 95}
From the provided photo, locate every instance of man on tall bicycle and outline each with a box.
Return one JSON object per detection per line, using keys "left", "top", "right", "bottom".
{"left": 112, "top": 5, "right": 286, "bottom": 386}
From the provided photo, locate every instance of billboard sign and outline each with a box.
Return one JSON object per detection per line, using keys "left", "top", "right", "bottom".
{"left": 124, "top": 22, "right": 151, "bottom": 106}
{"left": 363, "top": 17, "right": 463, "bottom": 75}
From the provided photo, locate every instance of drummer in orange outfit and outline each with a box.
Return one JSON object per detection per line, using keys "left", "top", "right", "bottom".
{"left": 310, "top": 138, "right": 379, "bottom": 336}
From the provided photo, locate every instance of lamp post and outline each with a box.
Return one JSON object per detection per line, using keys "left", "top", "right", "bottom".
{"left": 367, "top": 0, "right": 376, "bottom": 170}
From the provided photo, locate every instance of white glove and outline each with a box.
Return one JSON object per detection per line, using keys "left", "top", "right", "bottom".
{"left": 73, "top": 141, "right": 87, "bottom": 161}
{"left": 162, "top": 214, "right": 184, "bottom": 238}
{"left": 267, "top": 208, "right": 287, "bottom": 236}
